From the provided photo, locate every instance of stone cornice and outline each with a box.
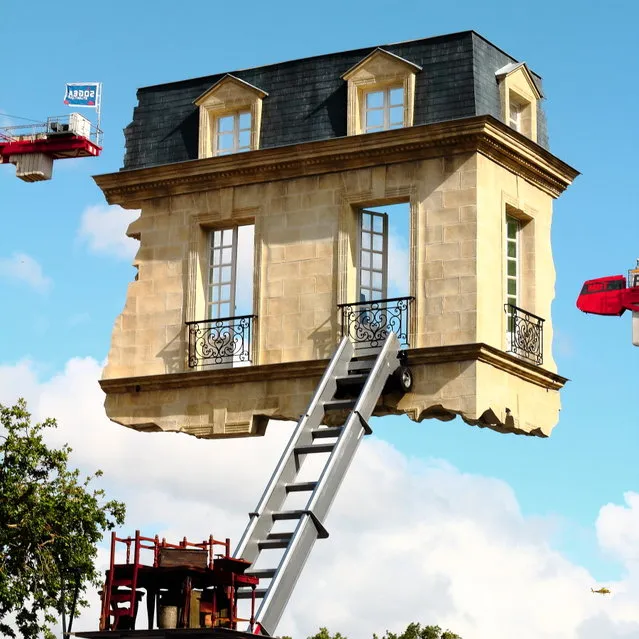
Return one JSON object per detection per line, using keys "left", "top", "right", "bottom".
{"left": 99, "top": 342, "right": 567, "bottom": 395}
{"left": 94, "top": 116, "right": 579, "bottom": 207}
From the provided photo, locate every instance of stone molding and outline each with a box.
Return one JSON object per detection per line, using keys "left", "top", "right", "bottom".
{"left": 94, "top": 116, "right": 579, "bottom": 206}
{"left": 99, "top": 341, "right": 567, "bottom": 395}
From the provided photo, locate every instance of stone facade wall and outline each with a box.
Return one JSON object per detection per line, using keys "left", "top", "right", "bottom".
{"left": 100, "top": 147, "right": 567, "bottom": 439}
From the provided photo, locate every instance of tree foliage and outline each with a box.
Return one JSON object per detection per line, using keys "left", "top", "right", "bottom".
{"left": 285, "top": 622, "right": 462, "bottom": 639}
{"left": 0, "top": 399, "right": 126, "bottom": 639}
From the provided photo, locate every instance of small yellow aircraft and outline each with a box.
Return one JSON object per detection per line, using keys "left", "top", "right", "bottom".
{"left": 591, "top": 587, "right": 611, "bottom": 595}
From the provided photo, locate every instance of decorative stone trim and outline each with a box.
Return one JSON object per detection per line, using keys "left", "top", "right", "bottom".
{"left": 94, "top": 116, "right": 579, "bottom": 206}
{"left": 99, "top": 341, "right": 567, "bottom": 395}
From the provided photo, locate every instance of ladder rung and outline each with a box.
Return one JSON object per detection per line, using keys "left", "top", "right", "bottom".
{"left": 246, "top": 568, "right": 277, "bottom": 579}
{"left": 323, "top": 398, "right": 356, "bottom": 411}
{"left": 267, "top": 531, "right": 294, "bottom": 540}
{"left": 312, "top": 426, "right": 343, "bottom": 439}
{"left": 272, "top": 510, "right": 305, "bottom": 521}
{"left": 335, "top": 373, "right": 368, "bottom": 386}
{"left": 286, "top": 481, "right": 318, "bottom": 493}
{"left": 258, "top": 539, "right": 289, "bottom": 550}
{"left": 236, "top": 588, "right": 268, "bottom": 600}
{"left": 295, "top": 443, "right": 334, "bottom": 455}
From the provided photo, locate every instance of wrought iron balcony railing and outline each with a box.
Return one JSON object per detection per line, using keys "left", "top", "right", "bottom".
{"left": 186, "top": 315, "right": 255, "bottom": 368}
{"left": 338, "top": 296, "right": 414, "bottom": 348}
{"left": 504, "top": 304, "right": 544, "bottom": 365}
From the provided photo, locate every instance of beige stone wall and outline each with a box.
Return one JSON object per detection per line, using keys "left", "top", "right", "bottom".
{"left": 101, "top": 144, "right": 566, "bottom": 440}
{"left": 475, "top": 154, "right": 556, "bottom": 373}
{"left": 104, "top": 155, "right": 483, "bottom": 381}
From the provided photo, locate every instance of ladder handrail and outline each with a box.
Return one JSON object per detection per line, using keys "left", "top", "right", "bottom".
{"left": 233, "top": 336, "right": 353, "bottom": 562}
{"left": 234, "top": 333, "right": 403, "bottom": 636}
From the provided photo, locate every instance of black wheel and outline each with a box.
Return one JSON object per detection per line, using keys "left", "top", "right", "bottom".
{"left": 394, "top": 365, "right": 413, "bottom": 392}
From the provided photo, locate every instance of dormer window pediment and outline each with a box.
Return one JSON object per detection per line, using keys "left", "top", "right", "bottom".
{"left": 495, "top": 62, "right": 541, "bottom": 142}
{"left": 342, "top": 48, "right": 421, "bottom": 136}
{"left": 195, "top": 74, "right": 267, "bottom": 159}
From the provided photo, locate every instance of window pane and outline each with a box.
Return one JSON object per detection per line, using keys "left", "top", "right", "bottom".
{"left": 508, "top": 279, "right": 517, "bottom": 295}
{"left": 366, "top": 109, "right": 384, "bottom": 129}
{"left": 361, "top": 252, "right": 371, "bottom": 269}
{"left": 362, "top": 233, "right": 371, "bottom": 250}
{"left": 218, "top": 115, "right": 234, "bottom": 133}
{"left": 507, "top": 242, "right": 517, "bottom": 258}
{"left": 366, "top": 91, "right": 384, "bottom": 109}
{"left": 372, "top": 272, "right": 383, "bottom": 290}
{"left": 362, "top": 214, "right": 371, "bottom": 231}
{"left": 212, "top": 268, "right": 221, "bottom": 284}
{"left": 213, "top": 250, "right": 221, "bottom": 266}
{"left": 213, "top": 231, "right": 222, "bottom": 247}
{"left": 507, "top": 296, "right": 517, "bottom": 308}
{"left": 217, "top": 133, "right": 233, "bottom": 151}
{"left": 239, "top": 112, "right": 251, "bottom": 129}
{"left": 372, "top": 252, "right": 382, "bottom": 270}
{"left": 223, "top": 228, "right": 234, "bottom": 244}
{"left": 211, "top": 287, "right": 220, "bottom": 302}
{"left": 507, "top": 260, "right": 517, "bottom": 277}
{"left": 372, "top": 234, "right": 383, "bottom": 251}
{"left": 507, "top": 219, "right": 518, "bottom": 238}
{"left": 373, "top": 215, "right": 383, "bottom": 233}
{"left": 220, "top": 284, "right": 232, "bottom": 302}
{"left": 361, "top": 271, "right": 371, "bottom": 287}
{"left": 389, "top": 87, "right": 404, "bottom": 106}
{"left": 221, "top": 265, "right": 232, "bottom": 283}
{"left": 222, "top": 247, "right": 233, "bottom": 264}
{"left": 219, "top": 303, "right": 230, "bottom": 318}
{"left": 239, "top": 130, "right": 251, "bottom": 148}
{"left": 389, "top": 106, "right": 404, "bottom": 126}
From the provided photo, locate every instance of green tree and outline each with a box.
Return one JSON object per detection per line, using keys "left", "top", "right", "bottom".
{"left": 0, "top": 399, "right": 126, "bottom": 639}
{"left": 298, "top": 622, "right": 462, "bottom": 639}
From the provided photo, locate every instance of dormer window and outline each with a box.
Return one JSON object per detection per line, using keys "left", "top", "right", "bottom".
{"left": 364, "top": 87, "right": 405, "bottom": 133}
{"left": 215, "top": 111, "right": 252, "bottom": 156}
{"left": 195, "top": 75, "right": 267, "bottom": 159}
{"left": 342, "top": 48, "right": 421, "bottom": 136}
{"left": 496, "top": 62, "right": 542, "bottom": 142}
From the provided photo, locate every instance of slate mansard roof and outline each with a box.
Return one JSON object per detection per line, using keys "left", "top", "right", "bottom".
{"left": 122, "top": 31, "right": 548, "bottom": 171}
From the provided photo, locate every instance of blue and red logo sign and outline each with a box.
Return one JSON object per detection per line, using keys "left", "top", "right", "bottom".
{"left": 64, "top": 83, "right": 100, "bottom": 107}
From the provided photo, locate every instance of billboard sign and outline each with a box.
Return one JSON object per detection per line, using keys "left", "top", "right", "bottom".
{"left": 64, "top": 83, "right": 100, "bottom": 108}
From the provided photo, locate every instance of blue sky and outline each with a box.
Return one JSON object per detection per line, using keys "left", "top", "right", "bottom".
{"left": 2, "top": 1, "right": 639, "bottom": 636}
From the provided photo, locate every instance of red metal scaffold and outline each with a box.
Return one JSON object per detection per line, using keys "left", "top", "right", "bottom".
{"left": 0, "top": 113, "right": 102, "bottom": 182}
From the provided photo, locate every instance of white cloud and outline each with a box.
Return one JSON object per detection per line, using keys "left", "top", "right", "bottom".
{"left": 2, "top": 358, "right": 639, "bottom": 639}
{"left": 77, "top": 204, "right": 139, "bottom": 260}
{"left": 0, "top": 252, "right": 52, "bottom": 292}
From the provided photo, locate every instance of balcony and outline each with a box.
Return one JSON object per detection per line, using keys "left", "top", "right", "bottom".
{"left": 338, "top": 297, "right": 414, "bottom": 350}
{"left": 504, "top": 304, "right": 544, "bottom": 365}
{"left": 186, "top": 315, "right": 255, "bottom": 368}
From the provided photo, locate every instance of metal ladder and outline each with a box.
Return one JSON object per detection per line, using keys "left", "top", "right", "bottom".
{"left": 233, "top": 332, "right": 404, "bottom": 636}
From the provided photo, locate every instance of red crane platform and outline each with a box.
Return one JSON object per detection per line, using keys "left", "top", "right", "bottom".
{"left": 0, "top": 113, "right": 102, "bottom": 181}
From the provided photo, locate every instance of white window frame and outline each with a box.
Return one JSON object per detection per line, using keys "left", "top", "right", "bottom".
{"left": 214, "top": 111, "right": 252, "bottom": 156}
{"left": 509, "top": 100, "right": 522, "bottom": 132}
{"left": 358, "top": 209, "right": 388, "bottom": 302}
{"left": 505, "top": 214, "right": 521, "bottom": 340}
{"left": 208, "top": 227, "right": 238, "bottom": 319}
{"left": 363, "top": 86, "right": 405, "bottom": 133}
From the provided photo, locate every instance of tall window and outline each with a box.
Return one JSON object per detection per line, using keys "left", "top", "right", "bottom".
{"left": 208, "top": 228, "right": 237, "bottom": 319}
{"left": 215, "top": 111, "right": 252, "bottom": 156}
{"left": 506, "top": 215, "right": 520, "bottom": 339}
{"left": 359, "top": 210, "right": 388, "bottom": 302}
{"left": 363, "top": 87, "right": 405, "bottom": 133}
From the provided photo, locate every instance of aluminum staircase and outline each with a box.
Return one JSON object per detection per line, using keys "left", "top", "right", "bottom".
{"left": 233, "top": 332, "right": 407, "bottom": 636}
